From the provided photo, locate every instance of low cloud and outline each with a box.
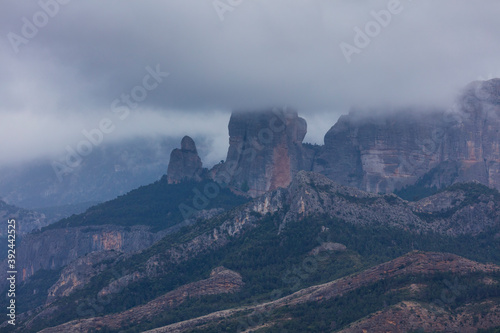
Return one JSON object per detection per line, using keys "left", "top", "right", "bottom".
{"left": 1, "top": 0, "right": 500, "bottom": 166}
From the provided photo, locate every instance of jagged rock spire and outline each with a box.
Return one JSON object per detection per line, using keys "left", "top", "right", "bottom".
{"left": 167, "top": 136, "right": 203, "bottom": 184}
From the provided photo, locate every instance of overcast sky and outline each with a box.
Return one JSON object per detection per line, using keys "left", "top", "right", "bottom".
{"left": 1, "top": 0, "right": 500, "bottom": 167}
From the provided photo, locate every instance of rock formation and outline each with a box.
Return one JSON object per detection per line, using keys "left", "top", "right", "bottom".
{"left": 167, "top": 79, "right": 500, "bottom": 196}
{"left": 314, "top": 78, "right": 500, "bottom": 193}
{"left": 167, "top": 136, "right": 203, "bottom": 184}
{"left": 212, "top": 108, "right": 313, "bottom": 197}
{"left": 313, "top": 108, "right": 447, "bottom": 193}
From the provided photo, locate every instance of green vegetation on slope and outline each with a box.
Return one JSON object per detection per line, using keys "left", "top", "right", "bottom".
{"left": 25, "top": 210, "right": 500, "bottom": 332}
{"left": 43, "top": 177, "right": 248, "bottom": 232}
{"left": 190, "top": 272, "right": 500, "bottom": 333}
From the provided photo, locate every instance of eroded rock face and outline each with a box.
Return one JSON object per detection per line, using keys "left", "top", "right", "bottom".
{"left": 0, "top": 225, "right": 166, "bottom": 291}
{"left": 314, "top": 78, "right": 500, "bottom": 193}
{"left": 454, "top": 79, "right": 500, "bottom": 188}
{"left": 213, "top": 108, "right": 313, "bottom": 197}
{"left": 314, "top": 109, "right": 448, "bottom": 193}
{"left": 167, "top": 136, "right": 203, "bottom": 184}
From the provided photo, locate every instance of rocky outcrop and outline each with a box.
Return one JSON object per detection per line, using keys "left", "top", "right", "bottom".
{"left": 167, "top": 136, "right": 203, "bottom": 184}
{"left": 212, "top": 108, "right": 313, "bottom": 197}
{"left": 315, "top": 78, "right": 500, "bottom": 194}
{"left": 281, "top": 171, "right": 500, "bottom": 235}
{"left": 39, "top": 267, "right": 243, "bottom": 333}
{"left": 78, "top": 172, "right": 500, "bottom": 295}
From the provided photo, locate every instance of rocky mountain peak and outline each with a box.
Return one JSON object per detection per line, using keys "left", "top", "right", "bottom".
{"left": 211, "top": 108, "right": 313, "bottom": 197}
{"left": 167, "top": 136, "right": 203, "bottom": 184}
{"left": 180, "top": 135, "right": 198, "bottom": 153}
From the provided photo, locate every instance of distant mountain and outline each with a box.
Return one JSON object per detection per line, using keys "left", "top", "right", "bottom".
{"left": 0, "top": 199, "right": 53, "bottom": 237}
{"left": 0, "top": 136, "right": 177, "bottom": 210}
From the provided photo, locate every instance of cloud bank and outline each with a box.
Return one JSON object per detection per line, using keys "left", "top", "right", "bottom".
{"left": 1, "top": 0, "right": 500, "bottom": 166}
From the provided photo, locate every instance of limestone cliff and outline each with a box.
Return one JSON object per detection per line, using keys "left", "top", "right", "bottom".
{"left": 315, "top": 78, "right": 500, "bottom": 193}
{"left": 212, "top": 108, "right": 313, "bottom": 197}
{"left": 0, "top": 225, "right": 166, "bottom": 291}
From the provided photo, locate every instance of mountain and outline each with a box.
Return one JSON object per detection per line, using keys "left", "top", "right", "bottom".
{"left": 0, "top": 136, "right": 176, "bottom": 210}
{"left": 3, "top": 171, "right": 500, "bottom": 332}
{"left": 167, "top": 136, "right": 205, "bottom": 184}
{"left": 314, "top": 78, "right": 500, "bottom": 194}
{"left": 0, "top": 200, "right": 54, "bottom": 238}
{"left": 3, "top": 79, "right": 500, "bottom": 332}
{"left": 141, "top": 252, "right": 500, "bottom": 333}
{"left": 0, "top": 177, "right": 248, "bottom": 286}
{"left": 211, "top": 107, "right": 314, "bottom": 197}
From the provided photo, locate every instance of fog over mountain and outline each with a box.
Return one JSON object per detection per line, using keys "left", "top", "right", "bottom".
{"left": 1, "top": 0, "right": 500, "bottom": 169}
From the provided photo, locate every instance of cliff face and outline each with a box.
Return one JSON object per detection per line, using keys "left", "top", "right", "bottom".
{"left": 212, "top": 108, "right": 313, "bottom": 197}
{"left": 315, "top": 78, "right": 500, "bottom": 193}
{"left": 0, "top": 225, "right": 165, "bottom": 291}
{"left": 314, "top": 109, "right": 445, "bottom": 193}
{"left": 454, "top": 79, "right": 500, "bottom": 188}
{"left": 167, "top": 136, "right": 203, "bottom": 184}
{"left": 170, "top": 79, "right": 500, "bottom": 196}
{"left": 46, "top": 250, "right": 121, "bottom": 302}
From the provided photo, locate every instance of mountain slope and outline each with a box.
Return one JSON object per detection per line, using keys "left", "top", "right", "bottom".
{"left": 7, "top": 171, "right": 500, "bottom": 332}
{"left": 133, "top": 252, "right": 500, "bottom": 333}
{"left": 0, "top": 177, "right": 248, "bottom": 294}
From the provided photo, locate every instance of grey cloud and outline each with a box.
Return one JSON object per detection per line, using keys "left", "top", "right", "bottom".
{"left": 1, "top": 0, "right": 500, "bottom": 166}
